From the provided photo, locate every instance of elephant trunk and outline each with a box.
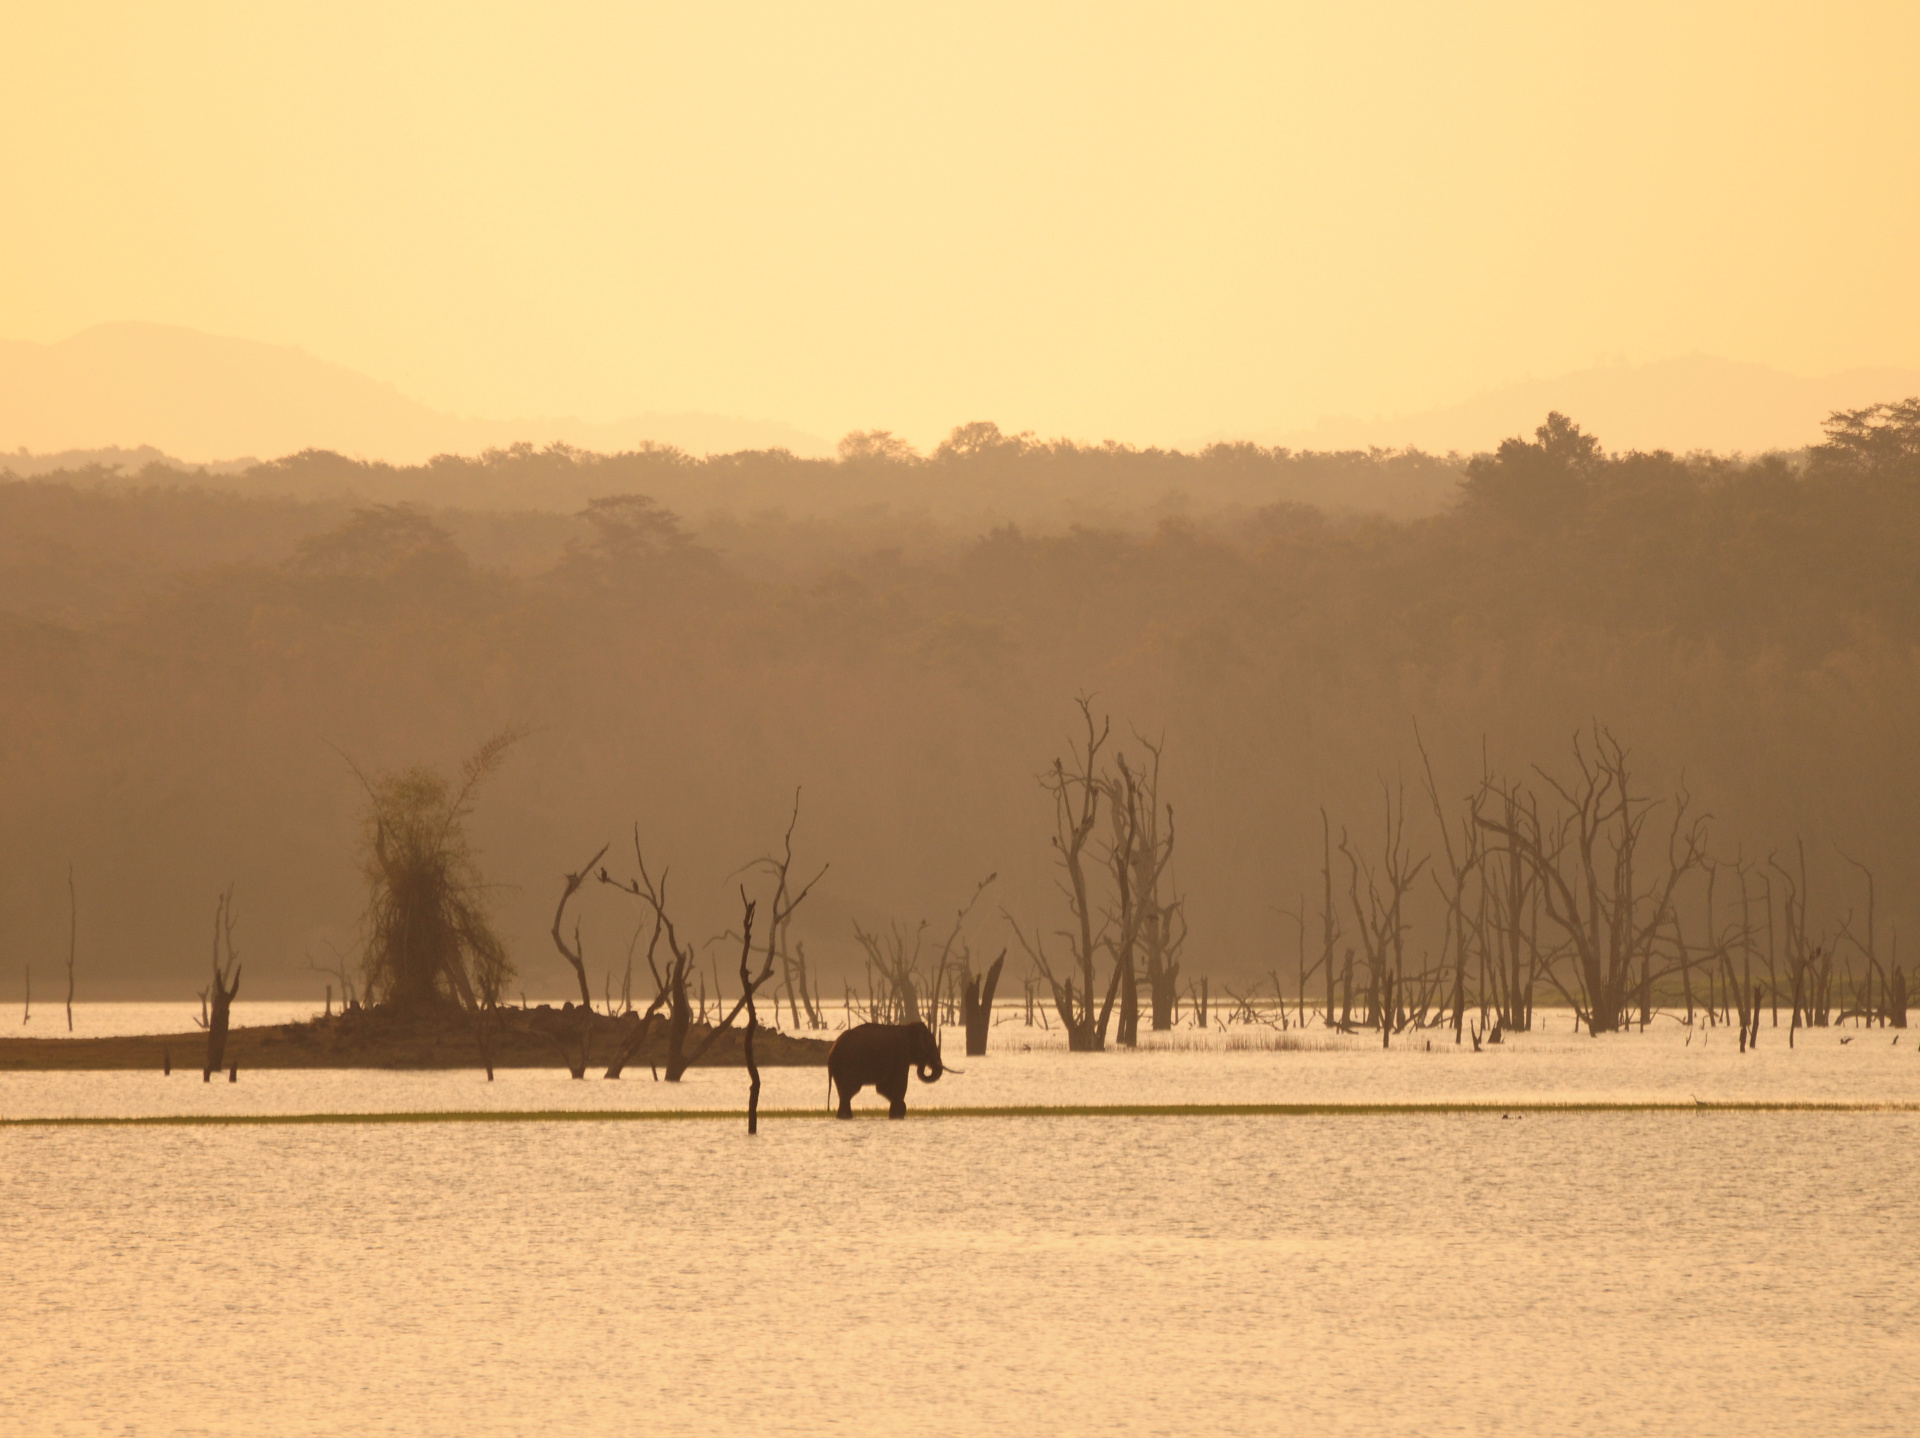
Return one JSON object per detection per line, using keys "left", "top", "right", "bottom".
{"left": 915, "top": 1059, "right": 942, "bottom": 1084}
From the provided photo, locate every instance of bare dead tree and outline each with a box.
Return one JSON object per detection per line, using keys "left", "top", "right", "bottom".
{"left": 1339, "top": 782, "right": 1429, "bottom": 1046}
{"left": 779, "top": 939, "right": 814, "bottom": 1029}
{"left": 1317, "top": 809, "right": 1340, "bottom": 1028}
{"left": 601, "top": 834, "right": 700, "bottom": 1080}
{"left": 203, "top": 886, "right": 242, "bottom": 1082}
{"left": 890, "top": 871, "right": 1003, "bottom": 1056}
{"left": 1771, "top": 842, "right": 1833, "bottom": 1040}
{"left": 1477, "top": 778, "right": 1543, "bottom": 1033}
{"left": 305, "top": 943, "right": 359, "bottom": 1012}
{"left": 603, "top": 897, "right": 675, "bottom": 1079}
{"left": 1836, "top": 848, "right": 1887, "bottom": 1025}
{"left": 1122, "top": 737, "right": 1186, "bottom": 1033}
{"left": 601, "top": 805, "right": 823, "bottom": 1082}
{"left": 1416, "top": 728, "right": 1483, "bottom": 1044}
{"left": 1011, "top": 698, "right": 1120, "bottom": 1051}
{"left": 528, "top": 842, "right": 615, "bottom": 1076}
{"left": 551, "top": 843, "right": 611, "bottom": 1009}
{"left": 853, "top": 919, "right": 929, "bottom": 1025}
{"left": 64, "top": 863, "right": 76, "bottom": 1032}
{"left": 734, "top": 892, "right": 765, "bottom": 1134}
{"left": 1102, "top": 752, "right": 1145, "bottom": 1047}
{"left": 1476, "top": 728, "right": 1708, "bottom": 1036}
{"left": 927, "top": 873, "right": 995, "bottom": 1024}
{"left": 680, "top": 815, "right": 821, "bottom": 1076}
{"left": 731, "top": 791, "right": 830, "bottom": 1036}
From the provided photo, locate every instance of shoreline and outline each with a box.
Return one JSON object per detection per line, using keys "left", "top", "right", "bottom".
{"left": 6, "top": 1099, "right": 1919, "bottom": 1128}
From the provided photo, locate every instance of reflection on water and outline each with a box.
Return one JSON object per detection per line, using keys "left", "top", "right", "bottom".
{"left": 2, "top": 1109, "right": 1916, "bottom": 1437}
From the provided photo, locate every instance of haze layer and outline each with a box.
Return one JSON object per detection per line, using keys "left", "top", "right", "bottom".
{"left": 5, "top": 2, "right": 1917, "bottom": 448}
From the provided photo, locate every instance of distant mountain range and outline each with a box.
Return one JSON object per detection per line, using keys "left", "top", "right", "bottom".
{"left": 1272, "top": 354, "right": 1920, "bottom": 457}
{"left": 6, "top": 323, "right": 1916, "bottom": 471}
{"left": 0, "top": 322, "right": 832, "bottom": 464}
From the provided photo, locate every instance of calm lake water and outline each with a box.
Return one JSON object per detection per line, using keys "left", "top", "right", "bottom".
{"left": 3, "top": 1008, "right": 1917, "bottom": 1436}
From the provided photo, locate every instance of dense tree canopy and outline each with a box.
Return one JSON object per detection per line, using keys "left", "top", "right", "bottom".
{"left": 1, "top": 410, "right": 1914, "bottom": 999}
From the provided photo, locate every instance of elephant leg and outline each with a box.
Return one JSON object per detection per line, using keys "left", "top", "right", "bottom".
{"left": 879, "top": 1072, "right": 908, "bottom": 1119}
{"left": 835, "top": 1078, "right": 856, "bottom": 1119}
{"left": 888, "top": 1096, "right": 906, "bottom": 1119}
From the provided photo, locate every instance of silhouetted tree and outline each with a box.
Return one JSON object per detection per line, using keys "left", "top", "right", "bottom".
{"left": 1475, "top": 729, "right": 1708, "bottom": 1035}
{"left": 1458, "top": 411, "right": 1602, "bottom": 528}
{"left": 352, "top": 729, "right": 522, "bottom": 1014}
{"left": 1010, "top": 699, "right": 1119, "bottom": 1051}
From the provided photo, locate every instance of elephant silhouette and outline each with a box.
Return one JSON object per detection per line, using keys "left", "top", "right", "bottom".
{"left": 827, "top": 1021, "right": 951, "bottom": 1118}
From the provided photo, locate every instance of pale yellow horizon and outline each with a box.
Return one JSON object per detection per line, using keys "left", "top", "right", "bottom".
{"left": 4, "top": 1, "right": 1917, "bottom": 452}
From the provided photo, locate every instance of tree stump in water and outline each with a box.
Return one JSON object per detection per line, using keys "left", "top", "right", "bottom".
{"left": 961, "top": 951, "right": 1005, "bottom": 1058}
{"left": 203, "top": 891, "right": 242, "bottom": 1082}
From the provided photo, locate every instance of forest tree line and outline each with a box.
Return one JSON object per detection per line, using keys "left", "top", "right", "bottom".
{"left": 0, "top": 402, "right": 1915, "bottom": 1007}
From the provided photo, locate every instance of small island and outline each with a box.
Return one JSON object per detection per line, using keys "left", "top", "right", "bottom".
{"left": 0, "top": 1004, "right": 830, "bottom": 1073}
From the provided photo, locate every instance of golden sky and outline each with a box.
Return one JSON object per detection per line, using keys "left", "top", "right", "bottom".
{"left": 4, "top": 1, "right": 1916, "bottom": 448}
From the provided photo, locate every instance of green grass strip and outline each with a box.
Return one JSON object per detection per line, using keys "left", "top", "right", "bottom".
{"left": 3, "top": 1100, "right": 1919, "bottom": 1128}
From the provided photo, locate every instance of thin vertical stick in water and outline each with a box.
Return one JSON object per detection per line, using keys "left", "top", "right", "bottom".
{"left": 738, "top": 894, "right": 761, "bottom": 1134}
{"left": 65, "top": 863, "right": 77, "bottom": 1033}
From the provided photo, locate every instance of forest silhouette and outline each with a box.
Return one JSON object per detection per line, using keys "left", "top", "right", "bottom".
{"left": 2, "top": 403, "right": 1915, "bottom": 1003}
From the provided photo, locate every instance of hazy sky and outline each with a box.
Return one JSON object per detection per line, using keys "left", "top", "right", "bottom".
{"left": 5, "top": 2, "right": 1916, "bottom": 447}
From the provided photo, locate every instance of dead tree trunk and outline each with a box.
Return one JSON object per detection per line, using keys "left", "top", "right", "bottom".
{"left": 551, "top": 844, "right": 610, "bottom": 1010}
{"left": 1417, "top": 730, "right": 1483, "bottom": 1046}
{"left": 1339, "top": 784, "right": 1428, "bottom": 1042}
{"left": 474, "top": 1005, "right": 498, "bottom": 1080}
{"left": 203, "top": 887, "right": 242, "bottom": 1082}
{"left": 1320, "top": 809, "right": 1339, "bottom": 1027}
{"left": 735, "top": 895, "right": 764, "bottom": 1134}
{"left": 1012, "top": 699, "right": 1113, "bottom": 1052}
{"left": 961, "top": 949, "right": 1006, "bottom": 1057}
{"left": 1107, "top": 753, "right": 1144, "bottom": 1049}
{"left": 64, "top": 864, "right": 76, "bottom": 1033}
{"left": 1124, "top": 739, "right": 1185, "bottom": 1034}
{"left": 546, "top": 1009, "right": 593, "bottom": 1079}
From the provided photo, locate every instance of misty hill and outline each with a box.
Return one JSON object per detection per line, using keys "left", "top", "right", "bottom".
{"left": 1281, "top": 354, "right": 1920, "bottom": 456}
{"left": 0, "top": 322, "right": 831, "bottom": 464}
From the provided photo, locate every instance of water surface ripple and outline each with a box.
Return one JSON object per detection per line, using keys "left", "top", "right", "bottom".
{"left": 4, "top": 1019, "right": 1917, "bottom": 1436}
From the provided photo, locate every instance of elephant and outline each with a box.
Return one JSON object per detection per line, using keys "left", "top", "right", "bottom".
{"left": 826, "top": 1021, "right": 952, "bottom": 1118}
